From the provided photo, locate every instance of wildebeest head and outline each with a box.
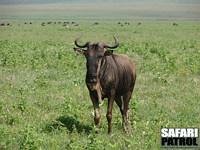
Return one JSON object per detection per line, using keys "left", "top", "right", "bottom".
{"left": 74, "top": 36, "right": 119, "bottom": 90}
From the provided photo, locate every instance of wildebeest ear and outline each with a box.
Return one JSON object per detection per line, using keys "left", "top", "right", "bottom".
{"left": 104, "top": 50, "right": 113, "bottom": 56}
{"left": 73, "top": 47, "right": 86, "bottom": 55}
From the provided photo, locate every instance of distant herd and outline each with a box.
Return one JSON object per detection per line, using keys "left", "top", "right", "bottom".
{"left": 0, "top": 21, "right": 179, "bottom": 27}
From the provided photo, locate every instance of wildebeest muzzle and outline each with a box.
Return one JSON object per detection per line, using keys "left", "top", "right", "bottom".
{"left": 86, "top": 74, "right": 97, "bottom": 83}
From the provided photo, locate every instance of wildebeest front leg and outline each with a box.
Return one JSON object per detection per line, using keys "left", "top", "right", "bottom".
{"left": 90, "top": 93, "right": 100, "bottom": 132}
{"left": 107, "top": 90, "right": 115, "bottom": 134}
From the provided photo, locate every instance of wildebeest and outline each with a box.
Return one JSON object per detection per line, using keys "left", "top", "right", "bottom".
{"left": 41, "top": 22, "right": 45, "bottom": 26}
{"left": 172, "top": 22, "right": 178, "bottom": 26}
{"left": 74, "top": 24, "right": 79, "bottom": 26}
{"left": 124, "top": 22, "right": 130, "bottom": 25}
{"left": 137, "top": 22, "right": 142, "bottom": 26}
{"left": 73, "top": 37, "right": 136, "bottom": 134}
{"left": 93, "top": 22, "right": 99, "bottom": 25}
{"left": 0, "top": 23, "right": 5, "bottom": 26}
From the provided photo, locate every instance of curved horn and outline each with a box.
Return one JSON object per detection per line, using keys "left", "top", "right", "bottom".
{"left": 74, "top": 38, "right": 88, "bottom": 48}
{"left": 105, "top": 36, "right": 119, "bottom": 49}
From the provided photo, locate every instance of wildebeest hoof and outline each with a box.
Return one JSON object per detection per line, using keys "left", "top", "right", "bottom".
{"left": 108, "top": 132, "right": 113, "bottom": 137}
{"left": 123, "top": 125, "right": 131, "bottom": 134}
{"left": 95, "top": 127, "right": 100, "bottom": 133}
{"left": 94, "top": 125, "right": 100, "bottom": 133}
{"left": 99, "top": 101, "right": 104, "bottom": 107}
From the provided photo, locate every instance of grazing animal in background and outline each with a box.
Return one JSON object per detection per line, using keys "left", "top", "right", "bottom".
{"left": 173, "top": 22, "right": 178, "bottom": 26}
{"left": 74, "top": 24, "right": 79, "bottom": 26}
{"left": 41, "top": 22, "right": 45, "bottom": 26}
{"left": 137, "top": 22, "right": 142, "bottom": 26}
{"left": 93, "top": 22, "right": 99, "bottom": 25}
{"left": 124, "top": 22, "right": 130, "bottom": 25}
{"left": 73, "top": 37, "right": 136, "bottom": 134}
{"left": 64, "top": 21, "right": 69, "bottom": 24}
{"left": 0, "top": 23, "right": 5, "bottom": 26}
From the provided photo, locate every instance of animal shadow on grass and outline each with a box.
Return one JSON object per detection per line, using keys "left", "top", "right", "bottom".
{"left": 45, "top": 115, "right": 92, "bottom": 134}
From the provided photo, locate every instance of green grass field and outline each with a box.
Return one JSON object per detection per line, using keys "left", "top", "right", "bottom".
{"left": 0, "top": 21, "right": 200, "bottom": 149}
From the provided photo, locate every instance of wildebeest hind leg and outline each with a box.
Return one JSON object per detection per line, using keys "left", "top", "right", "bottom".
{"left": 106, "top": 90, "right": 115, "bottom": 135}
{"left": 122, "top": 91, "right": 132, "bottom": 133}
{"left": 115, "top": 96, "right": 123, "bottom": 116}
{"left": 115, "top": 96, "right": 125, "bottom": 129}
